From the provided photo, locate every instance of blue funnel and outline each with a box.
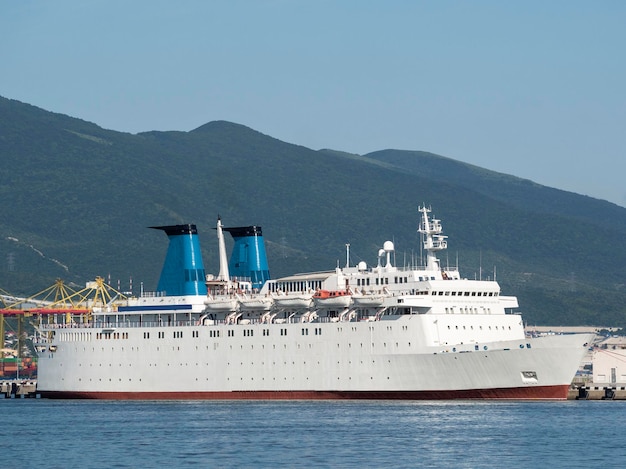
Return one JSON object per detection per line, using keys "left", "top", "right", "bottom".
{"left": 150, "top": 224, "right": 207, "bottom": 296}
{"left": 223, "top": 225, "right": 270, "bottom": 290}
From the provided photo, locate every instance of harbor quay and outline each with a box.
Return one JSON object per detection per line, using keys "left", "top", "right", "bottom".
{"left": 0, "top": 379, "right": 38, "bottom": 399}
{"left": 569, "top": 384, "right": 626, "bottom": 400}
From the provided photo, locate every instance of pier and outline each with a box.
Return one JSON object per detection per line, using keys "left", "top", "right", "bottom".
{"left": 569, "top": 384, "right": 626, "bottom": 400}
{"left": 0, "top": 380, "right": 38, "bottom": 399}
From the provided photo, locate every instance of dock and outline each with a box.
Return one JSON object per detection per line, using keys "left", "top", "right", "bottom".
{"left": 0, "top": 380, "right": 39, "bottom": 399}
{"left": 569, "top": 384, "right": 626, "bottom": 400}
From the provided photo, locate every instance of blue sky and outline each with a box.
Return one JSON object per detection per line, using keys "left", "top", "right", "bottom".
{"left": 3, "top": 1, "right": 625, "bottom": 207}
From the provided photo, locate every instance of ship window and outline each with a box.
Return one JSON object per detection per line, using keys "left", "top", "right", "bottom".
{"left": 472, "top": 292, "right": 476, "bottom": 297}
{"left": 438, "top": 291, "right": 444, "bottom": 296}
{"left": 451, "top": 291, "right": 456, "bottom": 296}
{"left": 464, "top": 292, "right": 470, "bottom": 296}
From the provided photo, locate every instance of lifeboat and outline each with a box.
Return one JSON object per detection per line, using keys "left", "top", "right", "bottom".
{"left": 351, "top": 288, "right": 387, "bottom": 307}
{"left": 273, "top": 291, "right": 314, "bottom": 309}
{"left": 239, "top": 295, "right": 273, "bottom": 312}
{"left": 313, "top": 290, "right": 352, "bottom": 308}
{"left": 204, "top": 295, "right": 238, "bottom": 312}
{"left": 351, "top": 293, "right": 385, "bottom": 307}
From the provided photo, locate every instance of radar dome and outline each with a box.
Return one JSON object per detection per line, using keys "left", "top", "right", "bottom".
{"left": 357, "top": 261, "right": 367, "bottom": 271}
{"left": 383, "top": 241, "right": 395, "bottom": 252}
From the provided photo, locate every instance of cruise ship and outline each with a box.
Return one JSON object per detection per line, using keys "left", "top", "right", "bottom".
{"left": 35, "top": 206, "right": 593, "bottom": 399}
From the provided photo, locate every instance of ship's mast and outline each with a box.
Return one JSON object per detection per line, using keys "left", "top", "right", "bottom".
{"left": 216, "top": 217, "right": 230, "bottom": 283}
{"left": 418, "top": 206, "right": 447, "bottom": 271}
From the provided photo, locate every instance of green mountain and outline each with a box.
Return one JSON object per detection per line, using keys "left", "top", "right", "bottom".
{"left": 1, "top": 96, "right": 625, "bottom": 326}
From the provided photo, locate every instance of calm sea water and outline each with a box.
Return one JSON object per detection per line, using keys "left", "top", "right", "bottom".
{"left": 0, "top": 399, "right": 623, "bottom": 468}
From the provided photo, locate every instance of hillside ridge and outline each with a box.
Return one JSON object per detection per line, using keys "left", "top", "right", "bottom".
{"left": 1, "top": 95, "right": 625, "bottom": 326}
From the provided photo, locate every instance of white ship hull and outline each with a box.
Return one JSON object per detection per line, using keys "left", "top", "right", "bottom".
{"left": 36, "top": 315, "right": 592, "bottom": 399}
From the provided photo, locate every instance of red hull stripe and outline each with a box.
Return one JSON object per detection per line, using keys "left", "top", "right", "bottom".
{"left": 40, "top": 385, "right": 569, "bottom": 400}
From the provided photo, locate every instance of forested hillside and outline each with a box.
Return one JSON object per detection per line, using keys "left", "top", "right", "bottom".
{"left": 1, "top": 96, "right": 626, "bottom": 326}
